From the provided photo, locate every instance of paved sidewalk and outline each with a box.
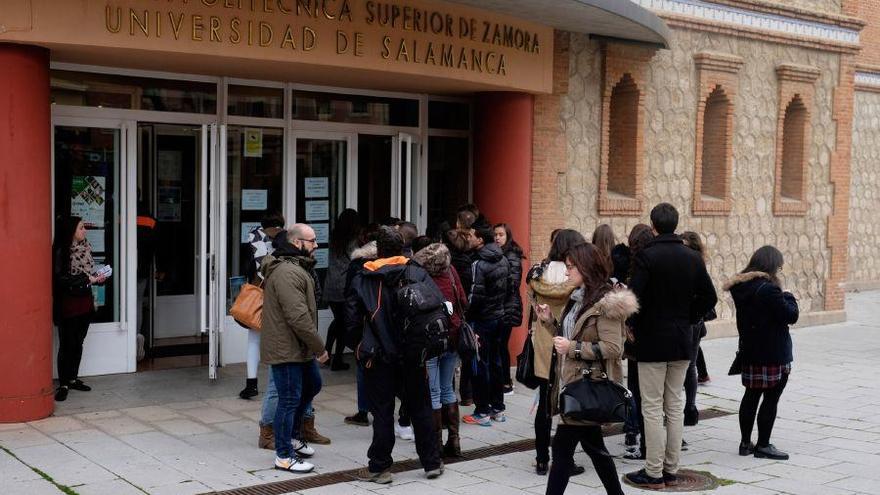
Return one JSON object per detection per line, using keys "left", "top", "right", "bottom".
{"left": 2, "top": 291, "right": 879, "bottom": 495}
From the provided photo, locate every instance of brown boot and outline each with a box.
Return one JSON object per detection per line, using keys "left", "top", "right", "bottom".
{"left": 258, "top": 424, "right": 275, "bottom": 450}
{"left": 432, "top": 408, "right": 443, "bottom": 456}
{"left": 302, "top": 415, "right": 331, "bottom": 445}
{"left": 443, "top": 402, "right": 462, "bottom": 458}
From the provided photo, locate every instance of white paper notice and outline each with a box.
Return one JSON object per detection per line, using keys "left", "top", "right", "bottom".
{"left": 241, "top": 189, "right": 268, "bottom": 210}
{"left": 313, "top": 223, "right": 329, "bottom": 244}
{"left": 85, "top": 229, "right": 105, "bottom": 252}
{"left": 240, "top": 222, "right": 262, "bottom": 243}
{"left": 244, "top": 128, "right": 263, "bottom": 157}
{"left": 305, "top": 200, "right": 329, "bottom": 221}
{"left": 313, "top": 248, "right": 329, "bottom": 269}
{"left": 304, "top": 177, "right": 329, "bottom": 198}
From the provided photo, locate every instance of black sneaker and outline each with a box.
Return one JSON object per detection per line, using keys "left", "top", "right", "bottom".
{"left": 535, "top": 461, "right": 548, "bottom": 476}
{"left": 570, "top": 464, "right": 585, "bottom": 476}
{"left": 624, "top": 469, "right": 665, "bottom": 490}
{"left": 684, "top": 405, "right": 699, "bottom": 426}
{"left": 68, "top": 380, "right": 91, "bottom": 392}
{"left": 344, "top": 411, "right": 370, "bottom": 427}
{"left": 54, "top": 386, "right": 69, "bottom": 402}
{"left": 663, "top": 471, "right": 679, "bottom": 487}
{"left": 739, "top": 441, "right": 755, "bottom": 456}
{"left": 622, "top": 449, "right": 645, "bottom": 460}
{"left": 755, "top": 444, "right": 789, "bottom": 460}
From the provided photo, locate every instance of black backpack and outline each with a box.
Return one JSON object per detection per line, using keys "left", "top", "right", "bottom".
{"left": 393, "top": 266, "right": 452, "bottom": 365}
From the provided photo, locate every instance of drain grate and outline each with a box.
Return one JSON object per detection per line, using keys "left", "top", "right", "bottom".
{"left": 623, "top": 469, "right": 721, "bottom": 492}
{"left": 202, "top": 408, "right": 734, "bottom": 495}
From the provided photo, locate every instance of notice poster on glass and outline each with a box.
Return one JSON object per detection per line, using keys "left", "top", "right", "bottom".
{"left": 244, "top": 128, "right": 263, "bottom": 157}
{"left": 313, "top": 248, "right": 329, "bottom": 269}
{"left": 241, "top": 189, "right": 268, "bottom": 210}
{"left": 305, "top": 200, "right": 329, "bottom": 221}
{"left": 312, "top": 223, "right": 329, "bottom": 244}
{"left": 240, "top": 222, "right": 262, "bottom": 243}
{"left": 85, "top": 229, "right": 106, "bottom": 252}
{"left": 157, "top": 187, "right": 182, "bottom": 222}
{"left": 157, "top": 150, "right": 183, "bottom": 181}
{"left": 304, "top": 177, "right": 329, "bottom": 198}
{"left": 70, "top": 175, "right": 106, "bottom": 227}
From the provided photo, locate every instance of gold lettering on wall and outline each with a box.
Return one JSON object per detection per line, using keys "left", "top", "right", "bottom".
{"left": 230, "top": 17, "right": 241, "bottom": 43}
{"left": 259, "top": 21, "right": 273, "bottom": 47}
{"left": 105, "top": 6, "right": 121, "bottom": 33}
{"left": 304, "top": 27, "right": 316, "bottom": 50}
{"left": 169, "top": 12, "right": 184, "bottom": 40}
{"left": 192, "top": 15, "right": 204, "bottom": 41}
{"left": 130, "top": 9, "right": 148, "bottom": 36}
{"left": 281, "top": 25, "right": 297, "bottom": 49}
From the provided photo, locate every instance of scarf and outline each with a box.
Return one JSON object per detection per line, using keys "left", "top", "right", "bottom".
{"left": 562, "top": 287, "right": 585, "bottom": 340}
{"left": 69, "top": 239, "right": 94, "bottom": 276}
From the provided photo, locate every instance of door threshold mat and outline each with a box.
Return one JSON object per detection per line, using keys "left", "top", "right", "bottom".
{"left": 201, "top": 408, "right": 734, "bottom": 495}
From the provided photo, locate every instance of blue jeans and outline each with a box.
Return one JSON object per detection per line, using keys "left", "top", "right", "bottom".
{"left": 426, "top": 351, "right": 459, "bottom": 410}
{"left": 472, "top": 319, "right": 505, "bottom": 415}
{"left": 271, "top": 361, "right": 321, "bottom": 459}
{"left": 261, "top": 363, "right": 321, "bottom": 427}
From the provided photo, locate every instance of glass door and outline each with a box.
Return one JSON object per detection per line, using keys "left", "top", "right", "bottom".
{"left": 52, "top": 120, "right": 134, "bottom": 375}
{"left": 394, "top": 132, "right": 425, "bottom": 230}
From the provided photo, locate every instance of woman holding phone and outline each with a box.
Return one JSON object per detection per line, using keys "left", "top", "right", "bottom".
{"left": 52, "top": 216, "right": 106, "bottom": 402}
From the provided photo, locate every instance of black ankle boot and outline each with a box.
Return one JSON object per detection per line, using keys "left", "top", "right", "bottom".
{"left": 755, "top": 444, "right": 789, "bottom": 460}
{"left": 684, "top": 405, "right": 699, "bottom": 426}
{"left": 239, "top": 378, "right": 258, "bottom": 399}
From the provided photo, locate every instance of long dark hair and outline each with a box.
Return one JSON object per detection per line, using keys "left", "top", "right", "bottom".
{"left": 626, "top": 224, "right": 654, "bottom": 283}
{"left": 591, "top": 224, "right": 615, "bottom": 260}
{"left": 53, "top": 216, "right": 82, "bottom": 272}
{"left": 547, "top": 229, "right": 586, "bottom": 262}
{"left": 494, "top": 223, "right": 525, "bottom": 258}
{"left": 329, "top": 208, "right": 361, "bottom": 256}
{"left": 742, "top": 245, "right": 784, "bottom": 286}
{"left": 566, "top": 243, "right": 612, "bottom": 311}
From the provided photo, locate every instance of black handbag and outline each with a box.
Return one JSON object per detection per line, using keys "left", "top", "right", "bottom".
{"left": 515, "top": 330, "right": 543, "bottom": 389}
{"left": 559, "top": 343, "right": 631, "bottom": 424}
{"left": 449, "top": 271, "right": 478, "bottom": 359}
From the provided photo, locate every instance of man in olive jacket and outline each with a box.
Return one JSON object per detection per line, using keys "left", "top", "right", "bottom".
{"left": 260, "top": 224, "right": 329, "bottom": 474}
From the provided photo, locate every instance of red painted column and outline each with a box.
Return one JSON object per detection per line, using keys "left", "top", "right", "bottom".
{"left": 473, "top": 92, "right": 533, "bottom": 365}
{"left": 0, "top": 44, "right": 54, "bottom": 422}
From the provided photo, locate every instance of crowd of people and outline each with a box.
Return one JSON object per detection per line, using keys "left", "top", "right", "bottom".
{"left": 50, "top": 199, "right": 800, "bottom": 493}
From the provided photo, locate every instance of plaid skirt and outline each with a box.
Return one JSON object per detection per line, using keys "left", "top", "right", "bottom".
{"left": 742, "top": 363, "right": 792, "bottom": 389}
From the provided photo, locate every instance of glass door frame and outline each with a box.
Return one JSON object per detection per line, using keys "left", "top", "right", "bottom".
{"left": 286, "top": 130, "right": 359, "bottom": 222}
{"left": 51, "top": 115, "right": 138, "bottom": 374}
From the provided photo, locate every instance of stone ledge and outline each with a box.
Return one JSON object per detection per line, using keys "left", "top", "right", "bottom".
{"left": 777, "top": 63, "right": 821, "bottom": 83}
{"left": 694, "top": 51, "right": 745, "bottom": 74}
{"left": 705, "top": 309, "right": 848, "bottom": 339}
{"left": 843, "top": 280, "right": 880, "bottom": 292}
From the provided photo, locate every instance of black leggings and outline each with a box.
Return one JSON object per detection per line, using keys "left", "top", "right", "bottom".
{"left": 739, "top": 373, "right": 789, "bottom": 447}
{"left": 325, "top": 302, "right": 347, "bottom": 363}
{"left": 546, "top": 424, "right": 624, "bottom": 495}
{"left": 57, "top": 313, "right": 92, "bottom": 385}
{"left": 535, "top": 382, "right": 551, "bottom": 463}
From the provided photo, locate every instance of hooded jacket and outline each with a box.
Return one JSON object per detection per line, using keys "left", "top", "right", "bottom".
{"left": 502, "top": 247, "right": 524, "bottom": 328}
{"left": 259, "top": 244, "right": 325, "bottom": 365}
{"left": 527, "top": 261, "right": 577, "bottom": 380}
{"left": 413, "top": 243, "right": 468, "bottom": 334}
{"left": 446, "top": 230, "right": 474, "bottom": 294}
{"left": 539, "top": 288, "right": 639, "bottom": 425}
{"left": 629, "top": 233, "right": 718, "bottom": 362}
{"left": 345, "top": 255, "right": 434, "bottom": 364}
{"left": 724, "top": 271, "right": 798, "bottom": 366}
{"left": 468, "top": 242, "right": 509, "bottom": 322}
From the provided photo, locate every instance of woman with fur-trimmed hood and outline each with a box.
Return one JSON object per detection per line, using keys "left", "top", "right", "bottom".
{"left": 413, "top": 242, "right": 468, "bottom": 458}
{"left": 724, "top": 245, "right": 798, "bottom": 462}
{"left": 525, "top": 229, "right": 584, "bottom": 475}
{"left": 534, "top": 243, "right": 637, "bottom": 495}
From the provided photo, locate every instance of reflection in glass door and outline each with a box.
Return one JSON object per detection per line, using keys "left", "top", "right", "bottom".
{"left": 53, "top": 123, "right": 129, "bottom": 376}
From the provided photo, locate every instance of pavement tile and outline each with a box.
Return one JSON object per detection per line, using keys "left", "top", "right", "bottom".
{"left": 178, "top": 407, "right": 241, "bottom": 424}
{"left": 12, "top": 443, "right": 118, "bottom": 487}
{"left": 85, "top": 415, "right": 155, "bottom": 436}
{"left": 153, "top": 419, "right": 214, "bottom": 436}
{"left": 72, "top": 478, "right": 146, "bottom": 495}
{"left": 28, "top": 416, "right": 89, "bottom": 435}
{"left": 120, "top": 406, "right": 183, "bottom": 423}
{"left": 147, "top": 480, "right": 213, "bottom": 495}
{"left": 0, "top": 426, "right": 56, "bottom": 449}
{"left": 0, "top": 478, "right": 65, "bottom": 495}
{"left": 755, "top": 477, "right": 857, "bottom": 495}
{"left": 827, "top": 476, "right": 880, "bottom": 494}
{"left": 0, "top": 448, "right": 44, "bottom": 483}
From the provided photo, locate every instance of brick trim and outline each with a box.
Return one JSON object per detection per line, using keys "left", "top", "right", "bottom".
{"left": 773, "top": 64, "right": 820, "bottom": 216}
{"left": 692, "top": 52, "right": 743, "bottom": 216}
{"left": 706, "top": 0, "right": 865, "bottom": 30}
{"left": 824, "top": 55, "right": 856, "bottom": 312}
{"left": 597, "top": 43, "right": 656, "bottom": 217}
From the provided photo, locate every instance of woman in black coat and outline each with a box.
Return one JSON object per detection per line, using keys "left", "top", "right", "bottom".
{"left": 494, "top": 223, "right": 524, "bottom": 394}
{"left": 724, "top": 245, "right": 798, "bottom": 461}
{"left": 52, "top": 216, "right": 106, "bottom": 402}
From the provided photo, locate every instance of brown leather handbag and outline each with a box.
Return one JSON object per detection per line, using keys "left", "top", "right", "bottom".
{"left": 231, "top": 280, "right": 263, "bottom": 331}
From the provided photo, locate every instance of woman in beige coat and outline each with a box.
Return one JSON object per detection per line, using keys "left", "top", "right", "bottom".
{"left": 526, "top": 229, "right": 584, "bottom": 475}
{"left": 535, "top": 243, "right": 638, "bottom": 495}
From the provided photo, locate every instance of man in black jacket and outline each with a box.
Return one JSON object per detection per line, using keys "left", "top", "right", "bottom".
{"left": 462, "top": 226, "right": 510, "bottom": 426}
{"left": 624, "top": 203, "right": 718, "bottom": 489}
{"left": 346, "top": 226, "right": 443, "bottom": 484}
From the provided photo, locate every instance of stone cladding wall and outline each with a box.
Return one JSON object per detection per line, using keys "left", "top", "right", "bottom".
{"left": 848, "top": 90, "right": 880, "bottom": 287}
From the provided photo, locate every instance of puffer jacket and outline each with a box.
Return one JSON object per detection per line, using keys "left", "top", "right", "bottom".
{"left": 724, "top": 271, "right": 798, "bottom": 366}
{"left": 323, "top": 240, "right": 357, "bottom": 303}
{"left": 259, "top": 244, "right": 325, "bottom": 365}
{"left": 446, "top": 230, "right": 474, "bottom": 294}
{"left": 413, "top": 242, "right": 468, "bottom": 336}
{"left": 467, "top": 242, "right": 509, "bottom": 322}
{"left": 527, "top": 261, "right": 577, "bottom": 380}
{"left": 540, "top": 288, "right": 639, "bottom": 425}
{"left": 502, "top": 247, "right": 524, "bottom": 328}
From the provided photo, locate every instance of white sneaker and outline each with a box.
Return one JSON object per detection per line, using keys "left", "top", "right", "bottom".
{"left": 274, "top": 456, "right": 314, "bottom": 473}
{"left": 395, "top": 423, "right": 415, "bottom": 441}
{"left": 293, "top": 439, "right": 315, "bottom": 457}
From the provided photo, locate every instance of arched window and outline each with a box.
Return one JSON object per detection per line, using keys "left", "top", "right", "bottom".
{"left": 607, "top": 74, "right": 640, "bottom": 198}
{"left": 699, "top": 85, "right": 732, "bottom": 200}
{"left": 780, "top": 95, "right": 808, "bottom": 201}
